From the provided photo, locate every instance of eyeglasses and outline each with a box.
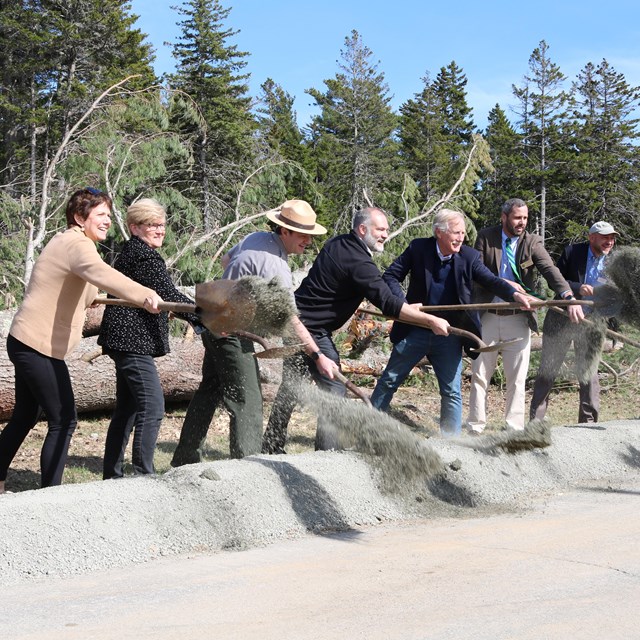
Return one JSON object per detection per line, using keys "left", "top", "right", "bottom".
{"left": 85, "top": 187, "right": 103, "bottom": 196}
{"left": 144, "top": 222, "right": 166, "bottom": 231}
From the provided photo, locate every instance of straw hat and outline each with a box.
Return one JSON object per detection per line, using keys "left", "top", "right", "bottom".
{"left": 266, "top": 200, "right": 326, "bottom": 235}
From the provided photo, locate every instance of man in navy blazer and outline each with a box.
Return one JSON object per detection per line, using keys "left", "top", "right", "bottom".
{"left": 530, "top": 221, "right": 618, "bottom": 423}
{"left": 370, "top": 209, "right": 532, "bottom": 436}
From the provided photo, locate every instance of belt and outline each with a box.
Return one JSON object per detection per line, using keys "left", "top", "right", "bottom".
{"left": 488, "top": 309, "right": 521, "bottom": 316}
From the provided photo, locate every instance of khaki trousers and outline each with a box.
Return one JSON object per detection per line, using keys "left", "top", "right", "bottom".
{"left": 466, "top": 312, "right": 531, "bottom": 431}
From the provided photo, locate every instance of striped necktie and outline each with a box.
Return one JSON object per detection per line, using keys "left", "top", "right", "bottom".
{"left": 504, "top": 237, "right": 519, "bottom": 279}
{"left": 504, "top": 237, "right": 545, "bottom": 299}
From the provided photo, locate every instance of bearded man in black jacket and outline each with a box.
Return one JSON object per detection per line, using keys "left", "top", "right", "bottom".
{"left": 262, "top": 207, "right": 449, "bottom": 453}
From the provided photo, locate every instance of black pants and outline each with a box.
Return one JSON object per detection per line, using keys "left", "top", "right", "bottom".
{"left": 0, "top": 335, "right": 77, "bottom": 487}
{"left": 103, "top": 351, "right": 164, "bottom": 479}
{"left": 262, "top": 332, "right": 346, "bottom": 453}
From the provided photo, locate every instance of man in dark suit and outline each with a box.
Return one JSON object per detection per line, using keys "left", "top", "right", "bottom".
{"left": 369, "top": 208, "right": 532, "bottom": 436}
{"left": 529, "top": 221, "right": 618, "bottom": 423}
{"left": 465, "top": 198, "right": 584, "bottom": 434}
{"left": 262, "top": 206, "right": 450, "bottom": 453}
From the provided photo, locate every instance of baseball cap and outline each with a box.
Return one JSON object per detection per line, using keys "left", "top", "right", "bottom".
{"left": 589, "top": 221, "right": 619, "bottom": 236}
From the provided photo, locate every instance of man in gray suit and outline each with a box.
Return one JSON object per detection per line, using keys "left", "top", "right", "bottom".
{"left": 465, "top": 198, "right": 584, "bottom": 433}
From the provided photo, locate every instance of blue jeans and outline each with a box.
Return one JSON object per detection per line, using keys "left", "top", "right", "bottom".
{"left": 103, "top": 351, "right": 164, "bottom": 478}
{"left": 371, "top": 327, "right": 464, "bottom": 436}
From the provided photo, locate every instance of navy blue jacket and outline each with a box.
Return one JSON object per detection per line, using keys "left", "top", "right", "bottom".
{"left": 555, "top": 242, "right": 590, "bottom": 295}
{"left": 383, "top": 237, "right": 518, "bottom": 351}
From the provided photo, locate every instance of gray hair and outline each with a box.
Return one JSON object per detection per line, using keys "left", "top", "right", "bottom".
{"left": 352, "top": 207, "right": 386, "bottom": 230}
{"left": 433, "top": 208, "right": 465, "bottom": 234}
{"left": 501, "top": 198, "right": 527, "bottom": 216}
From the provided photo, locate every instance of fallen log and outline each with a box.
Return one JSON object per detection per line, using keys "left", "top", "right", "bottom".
{"left": 0, "top": 335, "right": 284, "bottom": 421}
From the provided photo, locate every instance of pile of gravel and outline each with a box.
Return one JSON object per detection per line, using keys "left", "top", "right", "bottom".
{"left": 0, "top": 420, "right": 638, "bottom": 585}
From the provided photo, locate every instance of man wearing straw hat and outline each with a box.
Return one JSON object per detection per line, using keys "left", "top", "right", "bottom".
{"left": 171, "top": 200, "right": 334, "bottom": 465}
{"left": 465, "top": 198, "right": 584, "bottom": 434}
{"left": 529, "top": 221, "right": 618, "bottom": 424}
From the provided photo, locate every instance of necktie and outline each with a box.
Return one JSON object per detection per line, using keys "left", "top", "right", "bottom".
{"left": 504, "top": 237, "right": 519, "bottom": 279}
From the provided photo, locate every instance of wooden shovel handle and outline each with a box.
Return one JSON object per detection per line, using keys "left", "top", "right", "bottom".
{"left": 357, "top": 308, "right": 483, "bottom": 349}
{"left": 333, "top": 369, "right": 372, "bottom": 407}
{"left": 92, "top": 298, "right": 196, "bottom": 314}
{"left": 417, "top": 299, "right": 592, "bottom": 313}
{"left": 549, "top": 306, "right": 640, "bottom": 349}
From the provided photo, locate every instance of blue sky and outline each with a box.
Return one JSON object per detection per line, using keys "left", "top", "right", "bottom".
{"left": 129, "top": 0, "right": 640, "bottom": 130}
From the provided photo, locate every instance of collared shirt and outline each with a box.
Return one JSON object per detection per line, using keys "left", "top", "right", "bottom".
{"left": 585, "top": 248, "right": 605, "bottom": 288}
{"left": 223, "top": 231, "right": 293, "bottom": 292}
{"left": 436, "top": 244, "right": 453, "bottom": 263}
{"left": 492, "top": 232, "right": 519, "bottom": 304}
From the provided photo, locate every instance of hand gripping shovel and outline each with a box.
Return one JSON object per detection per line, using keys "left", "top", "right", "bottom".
{"left": 93, "top": 276, "right": 296, "bottom": 336}
{"left": 358, "top": 308, "right": 522, "bottom": 353}
{"left": 253, "top": 344, "right": 372, "bottom": 406}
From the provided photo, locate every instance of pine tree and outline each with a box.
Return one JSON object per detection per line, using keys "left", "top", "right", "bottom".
{"left": 478, "top": 104, "right": 529, "bottom": 226}
{"left": 512, "top": 40, "right": 570, "bottom": 244}
{"left": 253, "top": 78, "right": 318, "bottom": 205}
{"left": 570, "top": 59, "right": 640, "bottom": 239}
{"left": 167, "top": 0, "right": 255, "bottom": 230}
{"left": 398, "top": 72, "right": 445, "bottom": 202}
{"left": 306, "top": 30, "right": 399, "bottom": 231}
{"left": 0, "top": 0, "right": 155, "bottom": 202}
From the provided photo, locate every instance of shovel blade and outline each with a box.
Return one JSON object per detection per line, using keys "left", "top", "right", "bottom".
{"left": 195, "top": 280, "right": 257, "bottom": 335}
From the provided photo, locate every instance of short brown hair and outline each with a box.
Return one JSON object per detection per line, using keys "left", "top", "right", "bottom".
{"left": 65, "top": 188, "right": 113, "bottom": 228}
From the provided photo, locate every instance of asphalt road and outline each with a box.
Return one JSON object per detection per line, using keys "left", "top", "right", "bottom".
{"left": 4, "top": 480, "right": 638, "bottom": 640}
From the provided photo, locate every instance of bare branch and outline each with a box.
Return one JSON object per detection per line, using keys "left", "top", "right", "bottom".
{"left": 23, "top": 75, "right": 141, "bottom": 284}
{"left": 386, "top": 139, "right": 479, "bottom": 242}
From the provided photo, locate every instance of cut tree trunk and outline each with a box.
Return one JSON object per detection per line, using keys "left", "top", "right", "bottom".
{"left": 0, "top": 306, "right": 621, "bottom": 421}
{"left": 0, "top": 335, "right": 284, "bottom": 421}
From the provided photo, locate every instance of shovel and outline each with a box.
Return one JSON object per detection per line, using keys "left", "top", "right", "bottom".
{"left": 254, "top": 345, "right": 372, "bottom": 406}
{"left": 93, "top": 276, "right": 295, "bottom": 336}
{"left": 358, "top": 308, "right": 522, "bottom": 353}
{"left": 414, "top": 283, "right": 623, "bottom": 317}
{"left": 548, "top": 306, "right": 640, "bottom": 349}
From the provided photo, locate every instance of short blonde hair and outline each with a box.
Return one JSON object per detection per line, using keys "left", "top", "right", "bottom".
{"left": 126, "top": 198, "right": 166, "bottom": 227}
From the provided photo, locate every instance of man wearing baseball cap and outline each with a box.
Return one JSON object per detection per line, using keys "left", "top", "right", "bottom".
{"left": 530, "top": 220, "right": 619, "bottom": 423}
{"left": 171, "top": 200, "right": 337, "bottom": 465}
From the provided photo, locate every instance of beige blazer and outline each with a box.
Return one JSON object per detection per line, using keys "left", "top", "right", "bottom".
{"left": 10, "top": 227, "right": 155, "bottom": 359}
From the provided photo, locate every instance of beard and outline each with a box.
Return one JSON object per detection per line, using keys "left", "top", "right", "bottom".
{"left": 363, "top": 228, "right": 384, "bottom": 253}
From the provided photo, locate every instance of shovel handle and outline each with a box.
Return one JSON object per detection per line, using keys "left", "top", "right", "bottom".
{"left": 548, "top": 306, "right": 640, "bottom": 349}
{"left": 92, "top": 298, "right": 197, "bottom": 314}
{"left": 333, "top": 369, "right": 372, "bottom": 407}
{"left": 357, "top": 308, "right": 482, "bottom": 348}
{"left": 417, "top": 299, "right": 593, "bottom": 313}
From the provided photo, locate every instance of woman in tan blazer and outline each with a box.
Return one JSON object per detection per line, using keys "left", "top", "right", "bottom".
{"left": 0, "top": 188, "right": 163, "bottom": 492}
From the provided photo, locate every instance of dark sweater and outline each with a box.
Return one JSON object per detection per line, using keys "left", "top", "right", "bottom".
{"left": 295, "top": 231, "right": 405, "bottom": 335}
{"left": 98, "top": 236, "right": 197, "bottom": 356}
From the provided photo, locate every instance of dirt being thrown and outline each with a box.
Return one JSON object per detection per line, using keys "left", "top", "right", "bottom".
{"left": 604, "top": 247, "right": 640, "bottom": 329}
{"left": 298, "top": 384, "right": 444, "bottom": 493}
{"left": 236, "top": 276, "right": 297, "bottom": 336}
